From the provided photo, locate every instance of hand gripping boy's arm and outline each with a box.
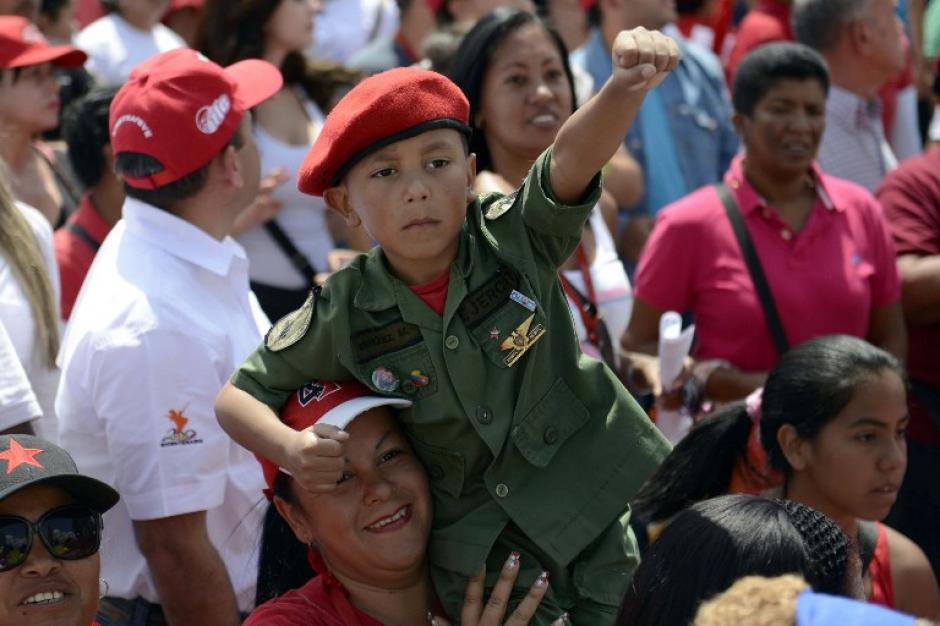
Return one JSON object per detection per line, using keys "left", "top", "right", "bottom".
{"left": 549, "top": 27, "right": 680, "bottom": 204}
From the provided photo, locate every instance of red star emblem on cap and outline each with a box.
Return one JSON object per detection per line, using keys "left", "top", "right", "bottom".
{"left": 0, "top": 438, "right": 44, "bottom": 474}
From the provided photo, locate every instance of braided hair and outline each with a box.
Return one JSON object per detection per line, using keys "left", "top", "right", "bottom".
{"left": 616, "top": 494, "right": 852, "bottom": 626}
{"left": 780, "top": 499, "right": 850, "bottom": 596}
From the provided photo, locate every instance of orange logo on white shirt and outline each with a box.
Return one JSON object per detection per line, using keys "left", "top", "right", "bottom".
{"left": 161, "top": 408, "right": 203, "bottom": 447}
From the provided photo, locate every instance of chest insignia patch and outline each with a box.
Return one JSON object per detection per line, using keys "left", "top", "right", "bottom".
{"left": 500, "top": 313, "right": 545, "bottom": 367}
{"left": 265, "top": 288, "right": 317, "bottom": 352}
{"left": 484, "top": 192, "right": 517, "bottom": 221}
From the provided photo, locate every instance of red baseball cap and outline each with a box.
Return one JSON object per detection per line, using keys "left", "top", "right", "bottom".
{"left": 165, "top": 0, "right": 203, "bottom": 15}
{"left": 110, "top": 48, "right": 282, "bottom": 190}
{"left": 257, "top": 380, "right": 412, "bottom": 500}
{"left": 0, "top": 16, "right": 86, "bottom": 69}
{"left": 297, "top": 66, "right": 470, "bottom": 197}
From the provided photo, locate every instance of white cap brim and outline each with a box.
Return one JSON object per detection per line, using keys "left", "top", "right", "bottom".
{"left": 317, "top": 395, "right": 413, "bottom": 431}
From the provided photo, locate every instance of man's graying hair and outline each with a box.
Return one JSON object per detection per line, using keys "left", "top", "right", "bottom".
{"left": 793, "top": 0, "right": 877, "bottom": 52}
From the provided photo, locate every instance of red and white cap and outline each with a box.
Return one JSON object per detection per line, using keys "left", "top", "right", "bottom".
{"left": 0, "top": 16, "right": 86, "bottom": 69}
{"left": 109, "top": 48, "right": 282, "bottom": 190}
{"left": 257, "top": 380, "right": 412, "bottom": 500}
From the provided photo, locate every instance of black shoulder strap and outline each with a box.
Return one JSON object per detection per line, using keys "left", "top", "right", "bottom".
{"left": 715, "top": 183, "right": 790, "bottom": 356}
{"left": 65, "top": 221, "right": 101, "bottom": 253}
{"left": 34, "top": 143, "right": 82, "bottom": 207}
{"left": 263, "top": 220, "right": 318, "bottom": 285}
{"left": 858, "top": 520, "right": 879, "bottom": 574}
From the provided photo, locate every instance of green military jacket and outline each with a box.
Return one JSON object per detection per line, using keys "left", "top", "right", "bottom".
{"left": 232, "top": 149, "right": 671, "bottom": 577}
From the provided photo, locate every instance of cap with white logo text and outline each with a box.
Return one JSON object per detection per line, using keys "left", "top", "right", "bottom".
{"left": 109, "top": 48, "right": 282, "bottom": 190}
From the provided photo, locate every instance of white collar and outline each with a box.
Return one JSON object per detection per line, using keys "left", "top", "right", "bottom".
{"left": 121, "top": 197, "right": 246, "bottom": 277}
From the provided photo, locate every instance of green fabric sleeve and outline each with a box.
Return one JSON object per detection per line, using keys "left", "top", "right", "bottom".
{"left": 229, "top": 280, "right": 355, "bottom": 411}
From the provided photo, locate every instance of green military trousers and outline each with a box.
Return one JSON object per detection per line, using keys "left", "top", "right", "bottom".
{"left": 430, "top": 507, "right": 638, "bottom": 625}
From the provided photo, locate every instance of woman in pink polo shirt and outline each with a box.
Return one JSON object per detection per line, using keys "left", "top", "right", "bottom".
{"left": 621, "top": 42, "right": 906, "bottom": 404}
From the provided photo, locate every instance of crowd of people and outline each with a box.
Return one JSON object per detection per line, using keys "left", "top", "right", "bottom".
{"left": 0, "top": 0, "right": 939, "bottom": 625}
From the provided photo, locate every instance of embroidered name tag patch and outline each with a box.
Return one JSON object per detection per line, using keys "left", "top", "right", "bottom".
{"left": 458, "top": 266, "right": 520, "bottom": 328}
{"left": 352, "top": 319, "right": 423, "bottom": 364}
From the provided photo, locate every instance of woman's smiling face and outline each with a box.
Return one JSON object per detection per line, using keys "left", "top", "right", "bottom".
{"left": 477, "top": 23, "right": 574, "bottom": 167}
{"left": 0, "top": 486, "right": 100, "bottom": 626}
{"left": 278, "top": 407, "right": 433, "bottom": 586}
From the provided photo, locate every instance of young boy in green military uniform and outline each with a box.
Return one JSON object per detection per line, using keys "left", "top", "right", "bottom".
{"left": 217, "top": 27, "right": 678, "bottom": 624}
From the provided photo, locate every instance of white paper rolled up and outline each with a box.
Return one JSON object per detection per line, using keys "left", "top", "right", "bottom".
{"left": 658, "top": 311, "right": 694, "bottom": 391}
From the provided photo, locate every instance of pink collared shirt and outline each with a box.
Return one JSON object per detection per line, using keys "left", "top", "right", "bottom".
{"left": 635, "top": 155, "right": 900, "bottom": 372}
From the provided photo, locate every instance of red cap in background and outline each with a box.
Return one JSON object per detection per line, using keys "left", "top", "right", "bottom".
{"left": 165, "top": 0, "right": 204, "bottom": 16}
{"left": 0, "top": 16, "right": 86, "bottom": 69}
{"left": 109, "top": 48, "right": 282, "bottom": 190}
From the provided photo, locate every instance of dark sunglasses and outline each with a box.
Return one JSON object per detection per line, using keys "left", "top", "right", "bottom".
{"left": 0, "top": 504, "right": 102, "bottom": 572}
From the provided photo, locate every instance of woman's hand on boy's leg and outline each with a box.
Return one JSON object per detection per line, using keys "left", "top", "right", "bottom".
{"left": 283, "top": 423, "right": 350, "bottom": 493}
{"left": 609, "top": 27, "right": 680, "bottom": 94}
{"left": 430, "top": 553, "right": 571, "bottom": 626}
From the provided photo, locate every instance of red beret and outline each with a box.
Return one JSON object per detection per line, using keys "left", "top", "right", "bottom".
{"left": 298, "top": 67, "right": 470, "bottom": 197}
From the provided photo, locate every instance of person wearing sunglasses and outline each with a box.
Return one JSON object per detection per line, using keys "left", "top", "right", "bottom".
{"left": 0, "top": 433, "right": 119, "bottom": 626}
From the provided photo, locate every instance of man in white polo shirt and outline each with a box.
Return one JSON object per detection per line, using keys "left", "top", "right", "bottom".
{"left": 56, "top": 49, "right": 282, "bottom": 626}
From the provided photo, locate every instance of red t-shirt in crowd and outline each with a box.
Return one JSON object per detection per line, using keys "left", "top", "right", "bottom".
{"left": 53, "top": 193, "right": 112, "bottom": 320}
{"left": 676, "top": 0, "right": 734, "bottom": 56}
{"left": 876, "top": 147, "right": 940, "bottom": 445}
{"left": 726, "top": 0, "right": 792, "bottom": 82}
{"left": 245, "top": 576, "right": 384, "bottom": 626}
{"left": 76, "top": 0, "right": 105, "bottom": 28}
{"left": 635, "top": 155, "right": 901, "bottom": 373}
{"left": 724, "top": 0, "right": 913, "bottom": 133}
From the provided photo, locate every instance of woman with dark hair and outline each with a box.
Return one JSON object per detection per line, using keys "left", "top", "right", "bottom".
{"left": 617, "top": 494, "right": 858, "bottom": 626}
{"left": 448, "top": 8, "right": 642, "bottom": 378}
{"left": 0, "top": 15, "right": 85, "bottom": 227}
{"left": 633, "top": 334, "right": 940, "bottom": 619}
{"left": 622, "top": 42, "right": 907, "bottom": 404}
{"left": 197, "top": 0, "right": 368, "bottom": 321}
{"left": 250, "top": 380, "right": 566, "bottom": 625}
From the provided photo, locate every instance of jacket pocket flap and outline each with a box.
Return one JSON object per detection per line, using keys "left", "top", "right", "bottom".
{"left": 512, "top": 378, "right": 590, "bottom": 468}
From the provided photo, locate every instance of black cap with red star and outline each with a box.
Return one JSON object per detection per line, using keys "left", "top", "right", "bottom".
{"left": 0, "top": 435, "right": 118, "bottom": 513}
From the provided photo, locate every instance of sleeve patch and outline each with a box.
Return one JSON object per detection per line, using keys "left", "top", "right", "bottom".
{"left": 265, "top": 288, "right": 317, "bottom": 352}
{"left": 484, "top": 191, "right": 518, "bottom": 221}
